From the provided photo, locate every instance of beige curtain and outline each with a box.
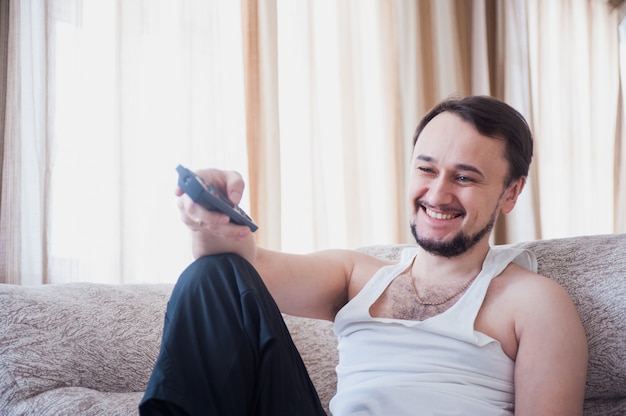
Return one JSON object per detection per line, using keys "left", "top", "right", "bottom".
{"left": 241, "top": 0, "right": 282, "bottom": 250}
{"left": 251, "top": 0, "right": 542, "bottom": 246}
{"left": 243, "top": 0, "right": 623, "bottom": 248}
{"left": 1, "top": 0, "right": 623, "bottom": 285}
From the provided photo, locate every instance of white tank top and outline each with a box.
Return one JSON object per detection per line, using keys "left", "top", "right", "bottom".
{"left": 330, "top": 246, "right": 537, "bottom": 416}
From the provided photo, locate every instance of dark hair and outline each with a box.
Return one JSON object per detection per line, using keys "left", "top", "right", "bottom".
{"left": 412, "top": 95, "right": 533, "bottom": 186}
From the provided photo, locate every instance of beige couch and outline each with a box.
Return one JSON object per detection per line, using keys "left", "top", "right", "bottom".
{"left": 0, "top": 234, "right": 624, "bottom": 415}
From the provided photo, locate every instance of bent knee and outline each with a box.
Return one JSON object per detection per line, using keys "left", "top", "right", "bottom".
{"left": 175, "top": 253, "right": 260, "bottom": 296}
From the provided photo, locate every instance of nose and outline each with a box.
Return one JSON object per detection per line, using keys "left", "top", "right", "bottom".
{"left": 425, "top": 176, "right": 455, "bottom": 207}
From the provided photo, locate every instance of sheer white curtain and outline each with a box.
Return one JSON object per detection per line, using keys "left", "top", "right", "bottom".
{"left": 15, "top": 0, "right": 250, "bottom": 284}
{"left": 527, "top": 0, "right": 621, "bottom": 239}
{"left": 276, "top": 0, "right": 402, "bottom": 252}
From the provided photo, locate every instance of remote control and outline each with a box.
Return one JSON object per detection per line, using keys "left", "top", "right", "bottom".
{"left": 176, "top": 165, "right": 258, "bottom": 232}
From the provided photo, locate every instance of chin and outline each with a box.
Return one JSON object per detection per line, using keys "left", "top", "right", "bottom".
{"left": 410, "top": 221, "right": 493, "bottom": 258}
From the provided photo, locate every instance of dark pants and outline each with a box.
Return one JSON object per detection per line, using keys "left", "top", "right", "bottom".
{"left": 139, "top": 254, "right": 326, "bottom": 416}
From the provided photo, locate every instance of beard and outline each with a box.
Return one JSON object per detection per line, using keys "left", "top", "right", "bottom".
{"left": 410, "top": 209, "right": 497, "bottom": 258}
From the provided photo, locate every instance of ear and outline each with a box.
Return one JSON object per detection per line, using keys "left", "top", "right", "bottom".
{"left": 500, "top": 176, "right": 526, "bottom": 215}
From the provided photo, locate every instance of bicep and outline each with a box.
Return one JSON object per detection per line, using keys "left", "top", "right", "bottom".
{"left": 513, "top": 280, "right": 588, "bottom": 416}
{"left": 254, "top": 248, "right": 359, "bottom": 320}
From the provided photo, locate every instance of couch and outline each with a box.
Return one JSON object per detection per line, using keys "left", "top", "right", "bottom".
{"left": 0, "top": 234, "right": 624, "bottom": 415}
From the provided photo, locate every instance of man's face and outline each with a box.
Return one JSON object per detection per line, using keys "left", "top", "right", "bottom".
{"left": 408, "top": 112, "right": 520, "bottom": 257}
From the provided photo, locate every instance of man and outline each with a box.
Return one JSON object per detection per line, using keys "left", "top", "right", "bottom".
{"left": 140, "top": 96, "right": 588, "bottom": 415}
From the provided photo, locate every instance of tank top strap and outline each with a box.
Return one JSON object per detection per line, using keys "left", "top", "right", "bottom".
{"left": 419, "top": 246, "right": 537, "bottom": 345}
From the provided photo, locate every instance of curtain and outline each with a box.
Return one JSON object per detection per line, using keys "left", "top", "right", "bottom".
{"left": 3, "top": 0, "right": 252, "bottom": 284}
{"left": 1, "top": 0, "right": 623, "bottom": 285}
{"left": 527, "top": 0, "right": 622, "bottom": 239}
{"left": 0, "top": 0, "right": 9, "bottom": 282}
{"left": 0, "top": 0, "right": 20, "bottom": 285}
{"left": 241, "top": 0, "right": 281, "bottom": 250}
{"left": 616, "top": 3, "right": 626, "bottom": 233}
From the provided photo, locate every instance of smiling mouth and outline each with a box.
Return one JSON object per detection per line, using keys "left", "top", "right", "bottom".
{"left": 423, "top": 206, "right": 463, "bottom": 220}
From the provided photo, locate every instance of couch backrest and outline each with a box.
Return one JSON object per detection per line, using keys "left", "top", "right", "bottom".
{"left": 1, "top": 234, "right": 624, "bottom": 415}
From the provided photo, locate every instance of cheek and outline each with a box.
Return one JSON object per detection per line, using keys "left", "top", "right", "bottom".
{"left": 406, "top": 190, "right": 419, "bottom": 217}
{"left": 407, "top": 181, "right": 433, "bottom": 219}
{"left": 407, "top": 178, "right": 426, "bottom": 203}
{"left": 464, "top": 192, "right": 501, "bottom": 222}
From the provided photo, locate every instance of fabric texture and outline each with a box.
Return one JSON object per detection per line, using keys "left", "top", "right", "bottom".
{"left": 0, "top": 283, "right": 172, "bottom": 415}
{"left": 0, "top": 234, "right": 624, "bottom": 415}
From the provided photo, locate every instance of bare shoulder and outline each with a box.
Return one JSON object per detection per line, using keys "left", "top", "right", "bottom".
{"left": 490, "top": 262, "right": 558, "bottom": 291}
{"left": 346, "top": 250, "right": 395, "bottom": 299}
{"left": 485, "top": 262, "right": 585, "bottom": 346}
{"left": 496, "top": 263, "right": 581, "bottom": 320}
{"left": 485, "top": 262, "right": 575, "bottom": 314}
{"left": 487, "top": 263, "right": 588, "bottom": 415}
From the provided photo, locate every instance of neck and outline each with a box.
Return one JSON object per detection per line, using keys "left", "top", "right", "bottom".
{"left": 412, "top": 240, "right": 490, "bottom": 285}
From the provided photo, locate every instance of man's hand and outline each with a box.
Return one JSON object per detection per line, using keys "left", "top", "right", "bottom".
{"left": 176, "top": 168, "right": 257, "bottom": 262}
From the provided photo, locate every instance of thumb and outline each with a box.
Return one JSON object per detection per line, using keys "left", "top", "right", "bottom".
{"left": 224, "top": 170, "right": 245, "bottom": 205}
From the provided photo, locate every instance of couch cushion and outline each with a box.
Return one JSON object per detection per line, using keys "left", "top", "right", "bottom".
{"left": 283, "top": 314, "right": 337, "bottom": 414}
{"left": 9, "top": 388, "right": 143, "bottom": 416}
{"left": 0, "top": 282, "right": 173, "bottom": 414}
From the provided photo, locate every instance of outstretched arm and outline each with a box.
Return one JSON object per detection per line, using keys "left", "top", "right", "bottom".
{"left": 175, "top": 167, "right": 386, "bottom": 320}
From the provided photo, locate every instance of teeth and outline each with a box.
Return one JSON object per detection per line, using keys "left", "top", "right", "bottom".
{"left": 425, "top": 208, "right": 457, "bottom": 220}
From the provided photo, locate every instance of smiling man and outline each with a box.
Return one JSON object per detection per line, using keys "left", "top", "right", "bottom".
{"left": 140, "top": 96, "right": 588, "bottom": 416}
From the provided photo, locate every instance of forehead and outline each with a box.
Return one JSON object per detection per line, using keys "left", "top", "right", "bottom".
{"left": 413, "top": 112, "right": 509, "bottom": 176}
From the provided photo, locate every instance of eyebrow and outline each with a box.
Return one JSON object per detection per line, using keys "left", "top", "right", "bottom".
{"left": 416, "top": 154, "right": 486, "bottom": 179}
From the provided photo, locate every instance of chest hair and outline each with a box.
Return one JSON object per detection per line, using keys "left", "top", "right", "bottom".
{"left": 369, "top": 272, "right": 461, "bottom": 321}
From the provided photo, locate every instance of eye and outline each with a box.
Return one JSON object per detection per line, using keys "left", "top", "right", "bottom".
{"left": 456, "top": 175, "right": 475, "bottom": 183}
{"left": 418, "top": 166, "right": 435, "bottom": 174}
